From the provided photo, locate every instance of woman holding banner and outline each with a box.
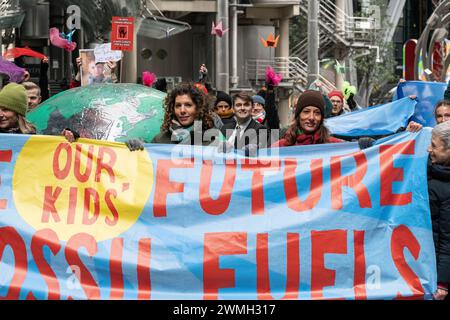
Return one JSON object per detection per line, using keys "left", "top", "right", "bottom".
{"left": 0, "top": 83, "right": 36, "bottom": 134}
{"left": 152, "top": 83, "right": 215, "bottom": 145}
{"left": 271, "top": 90, "right": 423, "bottom": 148}
{"left": 271, "top": 90, "right": 343, "bottom": 147}
{"left": 0, "top": 82, "right": 85, "bottom": 145}
{"left": 427, "top": 120, "right": 450, "bottom": 300}
{"left": 0, "top": 80, "right": 137, "bottom": 153}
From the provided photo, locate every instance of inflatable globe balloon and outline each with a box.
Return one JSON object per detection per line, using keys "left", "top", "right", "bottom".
{"left": 27, "top": 84, "right": 166, "bottom": 143}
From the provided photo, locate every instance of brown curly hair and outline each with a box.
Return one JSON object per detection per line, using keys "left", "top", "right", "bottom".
{"left": 160, "top": 83, "right": 214, "bottom": 132}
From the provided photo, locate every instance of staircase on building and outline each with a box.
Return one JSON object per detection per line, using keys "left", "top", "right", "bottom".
{"left": 246, "top": 0, "right": 378, "bottom": 93}
{"left": 246, "top": 0, "right": 376, "bottom": 95}
{"left": 292, "top": 0, "right": 377, "bottom": 60}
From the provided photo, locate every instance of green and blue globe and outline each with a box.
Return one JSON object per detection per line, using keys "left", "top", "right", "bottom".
{"left": 27, "top": 84, "right": 166, "bottom": 143}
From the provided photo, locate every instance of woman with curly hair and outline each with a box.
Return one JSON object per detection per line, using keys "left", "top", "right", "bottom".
{"left": 152, "top": 83, "right": 215, "bottom": 145}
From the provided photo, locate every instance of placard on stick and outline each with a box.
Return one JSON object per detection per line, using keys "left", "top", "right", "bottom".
{"left": 111, "top": 17, "right": 135, "bottom": 52}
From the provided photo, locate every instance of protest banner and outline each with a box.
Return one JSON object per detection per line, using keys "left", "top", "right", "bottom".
{"left": 326, "top": 97, "right": 417, "bottom": 138}
{"left": 0, "top": 130, "right": 436, "bottom": 300}
{"left": 395, "top": 81, "right": 447, "bottom": 127}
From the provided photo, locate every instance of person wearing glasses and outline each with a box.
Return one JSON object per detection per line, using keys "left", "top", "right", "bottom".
{"left": 327, "top": 90, "right": 347, "bottom": 118}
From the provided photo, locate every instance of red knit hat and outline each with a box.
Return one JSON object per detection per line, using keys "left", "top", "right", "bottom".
{"left": 328, "top": 90, "right": 344, "bottom": 102}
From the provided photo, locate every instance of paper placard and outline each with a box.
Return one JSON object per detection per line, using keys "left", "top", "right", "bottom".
{"left": 94, "top": 43, "right": 123, "bottom": 63}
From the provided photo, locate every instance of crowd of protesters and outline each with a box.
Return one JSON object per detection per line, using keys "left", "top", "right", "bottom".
{"left": 1, "top": 53, "right": 450, "bottom": 300}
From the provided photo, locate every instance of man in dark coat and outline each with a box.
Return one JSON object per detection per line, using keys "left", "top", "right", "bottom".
{"left": 427, "top": 121, "right": 450, "bottom": 300}
{"left": 220, "top": 91, "right": 269, "bottom": 156}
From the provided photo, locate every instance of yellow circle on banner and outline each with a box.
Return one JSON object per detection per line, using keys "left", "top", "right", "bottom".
{"left": 13, "top": 136, "right": 153, "bottom": 242}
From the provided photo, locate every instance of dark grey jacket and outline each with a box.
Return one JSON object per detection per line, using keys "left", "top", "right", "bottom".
{"left": 220, "top": 118, "right": 269, "bottom": 150}
{"left": 428, "top": 158, "right": 450, "bottom": 284}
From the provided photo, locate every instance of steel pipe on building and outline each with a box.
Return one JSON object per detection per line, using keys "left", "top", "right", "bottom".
{"left": 230, "top": 0, "right": 238, "bottom": 89}
{"left": 307, "top": 0, "right": 319, "bottom": 86}
{"left": 215, "top": 0, "right": 230, "bottom": 92}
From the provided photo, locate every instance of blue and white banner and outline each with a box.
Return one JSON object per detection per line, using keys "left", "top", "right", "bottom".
{"left": 0, "top": 130, "right": 436, "bottom": 300}
{"left": 326, "top": 98, "right": 416, "bottom": 137}
{"left": 395, "top": 81, "right": 447, "bottom": 127}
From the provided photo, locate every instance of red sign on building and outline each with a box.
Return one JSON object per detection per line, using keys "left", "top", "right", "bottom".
{"left": 403, "top": 39, "right": 417, "bottom": 81}
{"left": 111, "top": 17, "right": 135, "bottom": 52}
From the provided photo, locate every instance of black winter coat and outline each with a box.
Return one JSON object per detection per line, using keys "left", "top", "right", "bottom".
{"left": 261, "top": 84, "right": 280, "bottom": 130}
{"left": 428, "top": 158, "right": 450, "bottom": 284}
